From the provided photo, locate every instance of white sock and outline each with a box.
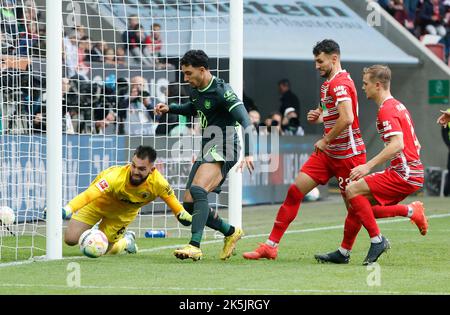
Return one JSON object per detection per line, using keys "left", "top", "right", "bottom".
{"left": 370, "top": 234, "right": 383, "bottom": 244}
{"left": 407, "top": 206, "right": 414, "bottom": 218}
{"left": 265, "top": 240, "right": 278, "bottom": 248}
{"left": 338, "top": 247, "right": 351, "bottom": 257}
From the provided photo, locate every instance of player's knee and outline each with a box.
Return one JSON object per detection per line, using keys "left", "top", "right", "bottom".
{"left": 189, "top": 185, "right": 208, "bottom": 201}
{"left": 345, "top": 182, "right": 358, "bottom": 199}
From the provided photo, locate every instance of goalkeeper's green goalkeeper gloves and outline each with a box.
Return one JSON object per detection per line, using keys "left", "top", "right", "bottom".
{"left": 43, "top": 207, "right": 72, "bottom": 220}
{"left": 176, "top": 209, "right": 192, "bottom": 226}
{"left": 62, "top": 207, "right": 72, "bottom": 220}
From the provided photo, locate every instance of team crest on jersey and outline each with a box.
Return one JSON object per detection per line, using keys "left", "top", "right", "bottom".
{"left": 142, "top": 192, "right": 150, "bottom": 199}
{"left": 204, "top": 99, "right": 212, "bottom": 109}
{"left": 224, "top": 90, "right": 237, "bottom": 102}
{"left": 96, "top": 179, "right": 109, "bottom": 192}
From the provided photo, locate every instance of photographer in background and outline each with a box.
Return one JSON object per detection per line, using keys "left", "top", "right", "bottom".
{"left": 282, "top": 107, "right": 305, "bottom": 136}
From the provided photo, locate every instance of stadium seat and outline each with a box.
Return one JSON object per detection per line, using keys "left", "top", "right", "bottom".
{"left": 425, "top": 43, "right": 445, "bottom": 60}
{"left": 420, "top": 34, "right": 442, "bottom": 45}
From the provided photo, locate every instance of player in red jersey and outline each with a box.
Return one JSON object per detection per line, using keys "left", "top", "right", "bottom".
{"left": 315, "top": 65, "right": 427, "bottom": 265}
{"left": 243, "top": 39, "right": 367, "bottom": 260}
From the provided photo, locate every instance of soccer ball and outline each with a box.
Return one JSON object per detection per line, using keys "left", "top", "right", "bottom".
{"left": 79, "top": 229, "right": 108, "bottom": 258}
{"left": 0, "top": 206, "right": 15, "bottom": 225}
{"left": 304, "top": 187, "right": 320, "bottom": 202}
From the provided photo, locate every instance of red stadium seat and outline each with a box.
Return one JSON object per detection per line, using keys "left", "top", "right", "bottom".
{"left": 425, "top": 43, "right": 445, "bottom": 60}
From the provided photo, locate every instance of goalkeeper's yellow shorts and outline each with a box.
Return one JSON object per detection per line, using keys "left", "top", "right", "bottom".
{"left": 71, "top": 204, "right": 139, "bottom": 243}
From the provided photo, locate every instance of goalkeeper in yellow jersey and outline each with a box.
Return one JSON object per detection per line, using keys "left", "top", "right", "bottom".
{"left": 63, "top": 145, "right": 192, "bottom": 256}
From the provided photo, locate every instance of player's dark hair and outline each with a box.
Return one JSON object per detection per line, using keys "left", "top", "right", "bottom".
{"left": 134, "top": 145, "right": 157, "bottom": 163}
{"left": 180, "top": 50, "right": 209, "bottom": 69}
{"left": 313, "top": 39, "right": 340, "bottom": 56}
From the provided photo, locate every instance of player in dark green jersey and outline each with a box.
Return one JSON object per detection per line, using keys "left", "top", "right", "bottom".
{"left": 155, "top": 50, "right": 254, "bottom": 261}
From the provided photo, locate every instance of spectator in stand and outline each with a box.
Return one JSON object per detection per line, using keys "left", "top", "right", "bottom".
{"left": 378, "top": 0, "right": 396, "bottom": 15}
{"left": 122, "top": 15, "right": 139, "bottom": 51}
{"left": 403, "top": 0, "right": 420, "bottom": 31}
{"left": 64, "top": 30, "right": 79, "bottom": 78}
{"left": 441, "top": 108, "right": 450, "bottom": 196}
{"left": 144, "top": 23, "right": 172, "bottom": 69}
{"left": 123, "top": 85, "right": 155, "bottom": 135}
{"left": 94, "top": 110, "right": 117, "bottom": 135}
{"left": 77, "top": 35, "right": 91, "bottom": 76}
{"left": 103, "top": 47, "right": 117, "bottom": 65}
{"left": 18, "top": 20, "right": 39, "bottom": 56}
{"left": 155, "top": 83, "right": 185, "bottom": 135}
{"left": 248, "top": 109, "right": 261, "bottom": 127}
{"left": 392, "top": 0, "right": 409, "bottom": 27}
{"left": 116, "top": 46, "right": 127, "bottom": 65}
{"left": 419, "top": 0, "right": 447, "bottom": 37}
{"left": 1, "top": 0, "right": 17, "bottom": 35}
{"left": 278, "top": 79, "right": 300, "bottom": 118}
{"left": 145, "top": 23, "right": 162, "bottom": 59}
{"left": 282, "top": 107, "right": 305, "bottom": 136}
{"left": 128, "top": 24, "right": 155, "bottom": 67}
{"left": 265, "top": 112, "right": 284, "bottom": 135}
{"left": 90, "top": 41, "right": 108, "bottom": 62}
{"left": 32, "top": 112, "right": 46, "bottom": 134}
{"left": 248, "top": 109, "right": 261, "bottom": 134}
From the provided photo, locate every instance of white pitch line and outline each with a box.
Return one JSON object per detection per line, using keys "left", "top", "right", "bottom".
{"left": 0, "top": 282, "right": 448, "bottom": 295}
{"left": 1, "top": 213, "right": 450, "bottom": 268}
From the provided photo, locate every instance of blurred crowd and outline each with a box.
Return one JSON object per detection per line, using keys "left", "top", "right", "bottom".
{"left": 379, "top": 0, "right": 450, "bottom": 63}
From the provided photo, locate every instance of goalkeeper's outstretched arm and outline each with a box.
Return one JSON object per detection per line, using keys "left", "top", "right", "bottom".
{"left": 64, "top": 185, "right": 104, "bottom": 217}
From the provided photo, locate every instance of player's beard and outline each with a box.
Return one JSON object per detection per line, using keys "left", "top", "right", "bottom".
{"left": 320, "top": 66, "right": 332, "bottom": 79}
{"left": 130, "top": 173, "right": 148, "bottom": 186}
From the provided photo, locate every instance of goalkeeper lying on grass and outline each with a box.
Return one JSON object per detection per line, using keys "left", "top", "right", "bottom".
{"left": 60, "top": 145, "right": 193, "bottom": 257}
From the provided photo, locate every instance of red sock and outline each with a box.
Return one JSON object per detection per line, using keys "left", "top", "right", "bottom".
{"left": 341, "top": 212, "right": 362, "bottom": 250}
{"left": 372, "top": 204, "right": 408, "bottom": 218}
{"left": 269, "top": 184, "right": 304, "bottom": 243}
{"left": 348, "top": 195, "right": 380, "bottom": 238}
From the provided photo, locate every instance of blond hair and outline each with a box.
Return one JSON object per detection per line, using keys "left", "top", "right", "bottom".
{"left": 363, "top": 65, "right": 391, "bottom": 90}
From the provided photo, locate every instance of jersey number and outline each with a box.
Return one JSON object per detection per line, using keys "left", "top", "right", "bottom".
{"left": 404, "top": 113, "right": 421, "bottom": 155}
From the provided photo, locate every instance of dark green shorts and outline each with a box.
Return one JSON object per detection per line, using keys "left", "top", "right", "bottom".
{"left": 185, "top": 144, "right": 239, "bottom": 194}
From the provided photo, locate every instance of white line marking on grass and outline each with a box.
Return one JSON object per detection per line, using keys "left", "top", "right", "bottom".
{"left": 1, "top": 213, "right": 450, "bottom": 268}
{"left": 0, "top": 283, "right": 448, "bottom": 295}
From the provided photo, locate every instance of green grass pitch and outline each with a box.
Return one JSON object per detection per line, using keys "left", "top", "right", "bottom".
{"left": 0, "top": 196, "right": 449, "bottom": 295}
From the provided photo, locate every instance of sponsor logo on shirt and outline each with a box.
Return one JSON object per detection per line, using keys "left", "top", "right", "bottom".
{"left": 334, "top": 85, "right": 348, "bottom": 97}
{"left": 96, "top": 179, "right": 109, "bottom": 192}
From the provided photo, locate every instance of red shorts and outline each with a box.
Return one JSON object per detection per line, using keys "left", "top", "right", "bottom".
{"left": 364, "top": 169, "right": 422, "bottom": 206}
{"left": 300, "top": 151, "right": 366, "bottom": 195}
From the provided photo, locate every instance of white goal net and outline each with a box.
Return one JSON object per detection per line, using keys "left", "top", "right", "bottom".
{"left": 0, "top": 0, "right": 235, "bottom": 261}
